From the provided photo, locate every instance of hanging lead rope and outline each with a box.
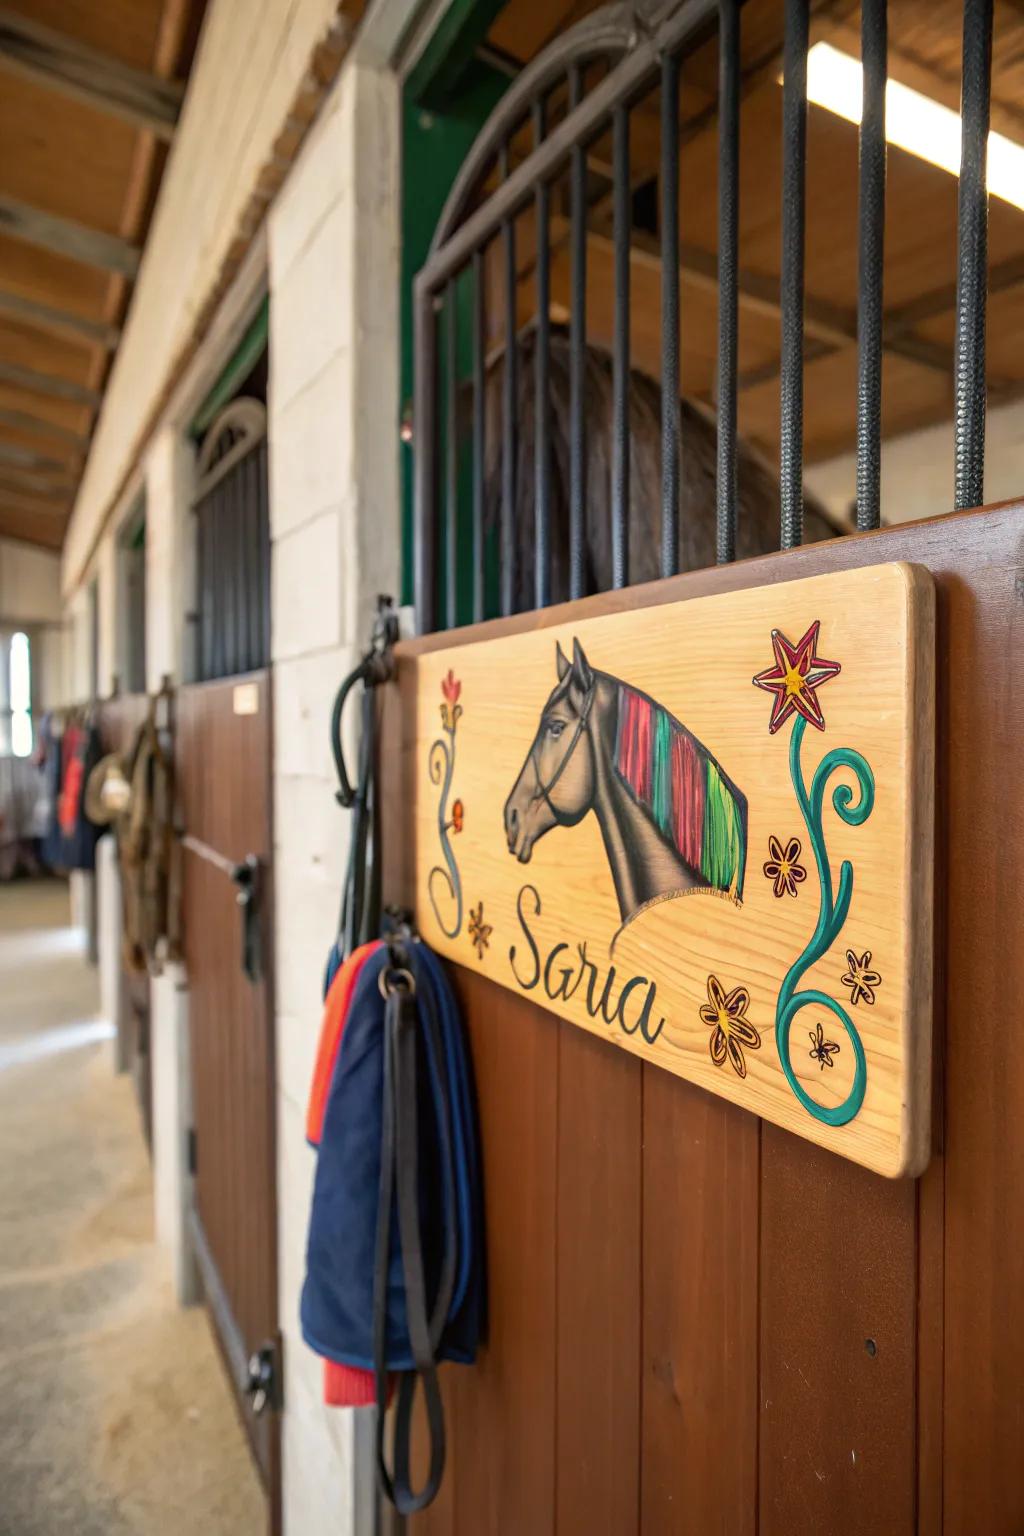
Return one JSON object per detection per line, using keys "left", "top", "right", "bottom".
{"left": 329, "top": 597, "right": 399, "bottom": 962}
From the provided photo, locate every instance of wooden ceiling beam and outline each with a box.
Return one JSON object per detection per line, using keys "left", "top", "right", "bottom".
{"left": 0, "top": 485, "right": 71, "bottom": 517}
{"left": 0, "top": 196, "right": 141, "bottom": 278}
{"left": 0, "top": 359, "right": 100, "bottom": 407}
{"left": 0, "top": 8, "right": 183, "bottom": 141}
{"left": 0, "top": 440, "right": 76, "bottom": 476}
{"left": 0, "top": 405, "right": 88, "bottom": 449}
{"left": 0, "top": 288, "right": 120, "bottom": 350}
{"left": 0, "top": 469, "right": 76, "bottom": 504}
{"left": 0, "top": 509, "right": 65, "bottom": 549}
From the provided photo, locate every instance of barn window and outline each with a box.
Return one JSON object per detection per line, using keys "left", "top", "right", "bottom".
{"left": 188, "top": 302, "right": 270, "bottom": 682}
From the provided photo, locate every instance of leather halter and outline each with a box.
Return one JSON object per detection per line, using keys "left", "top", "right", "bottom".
{"left": 529, "top": 681, "right": 596, "bottom": 824}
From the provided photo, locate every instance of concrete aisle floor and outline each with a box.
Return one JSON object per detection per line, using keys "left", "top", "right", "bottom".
{"left": 0, "top": 879, "right": 264, "bottom": 1535}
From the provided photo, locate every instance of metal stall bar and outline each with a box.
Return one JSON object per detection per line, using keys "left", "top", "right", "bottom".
{"left": 612, "top": 101, "right": 631, "bottom": 589}
{"left": 716, "top": 0, "right": 740, "bottom": 564}
{"left": 472, "top": 248, "right": 486, "bottom": 624}
{"left": 568, "top": 61, "right": 587, "bottom": 601}
{"left": 413, "top": 0, "right": 724, "bottom": 633}
{"left": 534, "top": 97, "right": 552, "bottom": 609}
{"left": 779, "top": 0, "right": 809, "bottom": 550}
{"left": 445, "top": 277, "right": 458, "bottom": 630}
{"left": 660, "top": 48, "right": 680, "bottom": 577}
{"left": 856, "top": 0, "right": 887, "bottom": 531}
{"left": 500, "top": 141, "right": 518, "bottom": 616}
{"left": 954, "top": 0, "right": 993, "bottom": 512}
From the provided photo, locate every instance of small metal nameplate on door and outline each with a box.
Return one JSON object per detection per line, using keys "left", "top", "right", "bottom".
{"left": 233, "top": 683, "right": 259, "bottom": 716}
{"left": 411, "top": 564, "right": 935, "bottom": 1177}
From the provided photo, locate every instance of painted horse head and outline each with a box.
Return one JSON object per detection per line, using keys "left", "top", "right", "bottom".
{"left": 504, "top": 638, "right": 748, "bottom": 934}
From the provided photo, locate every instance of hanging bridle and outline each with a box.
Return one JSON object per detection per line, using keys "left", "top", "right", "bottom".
{"left": 528, "top": 679, "right": 596, "bottom": 825}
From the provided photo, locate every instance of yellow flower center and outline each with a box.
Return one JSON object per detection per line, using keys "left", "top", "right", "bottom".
{"left": 716, "top": 1007, "right": 733, "bottom": 1036}
{"left": 784, "top": 666, "right": 806, "bottom": 698}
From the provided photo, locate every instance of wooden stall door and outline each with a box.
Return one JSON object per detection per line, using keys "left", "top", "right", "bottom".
{"left": 177, "top": 671, "right": 280, "bottom": 1528}
{"left": 393, "top": 503, "right": 1024, "bottom": 1536}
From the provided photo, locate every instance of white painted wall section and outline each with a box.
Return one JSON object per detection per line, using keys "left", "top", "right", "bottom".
{"left": 267, "top": 58, "right": 400, "bottom": 1536}
{"left": 62, "top": 0, "right": 355, "bottom": 594}
{"left": 806, "top": 396, "right": 1024, "bottom": 526}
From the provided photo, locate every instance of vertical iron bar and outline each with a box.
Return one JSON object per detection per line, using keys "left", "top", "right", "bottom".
{"left": 568, "top": 63, "right": 587, "bottom": 600}
{"left": 445, "top": 277, "right": 458, "bottom": 630}
{"left": 660, "top": 50, "right": 680, "bottom": 577}
{"left": 612, "top": 102, "right": 630, "bottom": 588}
{"left": 779, "top": 0, "right": 808, "bottom": 549}
{"left": 500, "top": 142, "right": 518, "bottom": 615}
{"left": 258, "top": 438, "right": 270, "bottom": 665}
{"left": 534, "top": 97, "right": 551, "bottom": 609}
{"left": 413, "top": 281, "right": 438, "bottom": 633}
{"left": 857, "top": 0, "right": 887, "bottom": 531}
{"left": 954, "top": 0, "right": 993, "bottom": 511}
{"left": 717, "top": 0, "right": 740, "bottom": 563}
{"left": 472, "top": 248, "right": 485, "bottom": 624}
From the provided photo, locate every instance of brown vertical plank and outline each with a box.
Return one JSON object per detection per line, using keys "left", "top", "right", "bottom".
{"left": 555, "top": 1026, "right": 642, "bottom": 1536}
{"left": 445, "top": 968, "right": 558, "bottom": 1536}
{"left": 641, "top": 1076, "right": 759, "bottom": 1536}
{"left": 941, "top": 513, "right": 1024, "bottom": 1535}
{"left": 758, "top": 1132, "right": 917, "bottom": 1536}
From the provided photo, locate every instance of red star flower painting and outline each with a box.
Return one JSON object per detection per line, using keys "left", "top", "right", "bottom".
{"left": 752, "top": 619, "right": 841, "bottom": 734}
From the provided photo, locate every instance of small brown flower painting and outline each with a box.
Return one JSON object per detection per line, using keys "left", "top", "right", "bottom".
{"left": 699, "top": 974, "right": 761, "bottom": 1079}
{"left": 467, "top": 901, "right": 492, "bottom": 961}
{"left": 447, "top": 799, "right": 464, "bottom": 835}
{"left": 763, "top": 835, "right": 807, "bottom": 898}
{"left": 808, "top": 1021, "right": 840, "bottom": 1071}
{"left": 841, "top": 949, "right": 881, "bottom": 1007}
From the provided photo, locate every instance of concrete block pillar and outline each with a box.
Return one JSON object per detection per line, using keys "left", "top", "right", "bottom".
{"left": 150, "top": 961, "right": 197, "bottom": 1304}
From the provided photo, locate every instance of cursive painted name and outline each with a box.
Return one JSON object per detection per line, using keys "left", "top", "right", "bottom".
{"left": 509, "top": 884, "right": 666, "bottom": 1045}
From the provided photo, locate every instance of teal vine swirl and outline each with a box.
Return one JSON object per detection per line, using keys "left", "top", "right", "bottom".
{"left": 776, "top": 715, "right": 875, "bottom": 1126}
{"left": 428, "top": 725, "right": 463, "bottom": 938}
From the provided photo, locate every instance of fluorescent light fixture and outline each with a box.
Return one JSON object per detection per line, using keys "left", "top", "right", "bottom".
{"left": 805, "top": 41, "right": 1024, "bottom": 213}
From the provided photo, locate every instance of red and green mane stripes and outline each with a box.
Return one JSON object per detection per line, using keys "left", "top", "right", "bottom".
{"left": 613, "top": 684, "right": 747, "bottom": 899}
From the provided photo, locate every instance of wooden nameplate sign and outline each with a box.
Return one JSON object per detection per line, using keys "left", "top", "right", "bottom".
{"left": 412, "top": 564, "right": 934, "bottom": 1177}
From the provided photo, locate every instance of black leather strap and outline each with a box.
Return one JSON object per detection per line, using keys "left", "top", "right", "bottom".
{"left": 373, "top": 959, "right": 459, "bottom": 1515}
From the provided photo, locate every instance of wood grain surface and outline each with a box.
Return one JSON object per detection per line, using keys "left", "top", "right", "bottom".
{"left": 411, "top": 563, "right": 935, "bottom": 1176}
{"left": 391, "top": 502, "right": 1024, "bottom": 1536}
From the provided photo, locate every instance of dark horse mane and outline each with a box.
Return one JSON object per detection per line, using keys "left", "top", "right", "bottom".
{"left": 483, "top": 327, "right": 836, "bottom": 613}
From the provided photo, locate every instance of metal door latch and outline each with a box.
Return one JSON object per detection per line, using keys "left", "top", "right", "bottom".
{"left": 231, "top": 854, "right": 262, "bottom": 983}
{"left": 245, "top": 1344, "right": 276, "bottom": 1416}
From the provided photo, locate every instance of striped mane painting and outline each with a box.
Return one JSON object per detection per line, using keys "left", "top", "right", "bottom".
{"left": 504, "top": 637, "right": 748, "bottom": 939}
{"left": 614, "top": 684, "right": 747, "bottom": 902}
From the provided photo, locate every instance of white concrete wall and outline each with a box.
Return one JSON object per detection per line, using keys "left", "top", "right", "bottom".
{"left": 144, "top": 429, "right": 196, "bottom": 692}
{"left": 62, "top": 0, "right": 356, "bottom": 595}
{"left": 0, "top": 538, "right": 61, "bottom": 624}
{"left": 806, "top": 396, "right": 1024, "bottom": 527}
{"left": 267, "top": 58, "right": 400, "bottom": 1536}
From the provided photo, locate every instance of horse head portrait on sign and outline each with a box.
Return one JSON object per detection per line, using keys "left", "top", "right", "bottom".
{"left": 503, "top": 637, "right": 748, "bottom": 945}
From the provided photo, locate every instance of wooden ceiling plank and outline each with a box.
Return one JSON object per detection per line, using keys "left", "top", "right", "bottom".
{"left": 0, "top": 287, "right": 119, "bottom": 349}
{"left": 0, "top": 512, "right": 64, "bottom": 549}
{"left": 0, "top": 404, "right": 88, "bottom": 448}
{"left": 0, "top": 469, "right": 76, "bottom": 503}
{"left": 0, "top": 439, "right": 75, "bottom": 475}
{"left": 0, "top": 195, "right": 141, "bottom": 277}
{"left": 0, "top": 485, "right": 71, "bottom": 516}
{"left": 0, "top": 359, "right": 100, "bottom": 406}
{"left": 0, "top": 7, "right": 182, "bottom": 141}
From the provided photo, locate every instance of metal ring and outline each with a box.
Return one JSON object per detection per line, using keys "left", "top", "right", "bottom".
{"left": 378, "top": 966, "right": 416, "bottom": 999}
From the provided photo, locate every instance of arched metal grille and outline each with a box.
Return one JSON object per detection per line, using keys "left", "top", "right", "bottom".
{"left": 191, "top": 398, "right": 270, "bottom": 681}
{"left": 412, "top": 0, "right": 994, "bottom": 635}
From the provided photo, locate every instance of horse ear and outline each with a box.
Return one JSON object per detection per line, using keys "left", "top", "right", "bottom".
{"left": 571, "top": 637, "right": 593, "bottom": 694}
{"left": 555, "top": 641, "right": 571, "bottom": 681}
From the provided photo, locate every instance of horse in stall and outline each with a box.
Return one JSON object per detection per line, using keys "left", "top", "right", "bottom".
{"left": 483, "top": 329, "right": 837, "bottom": 613}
